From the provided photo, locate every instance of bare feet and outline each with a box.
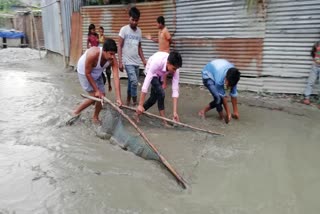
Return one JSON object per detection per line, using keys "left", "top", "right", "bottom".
{"left": 162, "top": 83, "right": 167, "bottom": 89}
{"left": 92, "top": 118, "right": 102, "bottom": 125}
{"left": 72, "top": 111, "right": 81, "bottom": 117}
{"left": 126, "top": 96, "right": 131, "bottom": 106}
{"left": 66, "top": 112, "right": 81, "bottom": 126}
{"left": 232, "top": 113, "right": 240, "bottom": 119}
{"left": 303, "top": 99, "right": 311, "bottom": 105}
{"left": 134, "top": 113, "right": 140, "bottom": 123}
{"left": 163, "top": 121, "right": 173, "bottom": 128}
{"left": 132, "top": 97, "right": 137, "bottom": 107}
{"left": 224, "top": 114, "right": 231, "bottom": 124}
{"left": 198, "top": 110, "right": 206, "bottom": 119}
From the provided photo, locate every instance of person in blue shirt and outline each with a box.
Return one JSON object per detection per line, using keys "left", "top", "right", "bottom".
{"left": 198, "top": 59, "right": 241, "bottom": 123}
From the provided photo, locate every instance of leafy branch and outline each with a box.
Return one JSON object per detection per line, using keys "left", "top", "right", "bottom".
{"left": 0, "top": 0, "right": 21, "bottom": 12}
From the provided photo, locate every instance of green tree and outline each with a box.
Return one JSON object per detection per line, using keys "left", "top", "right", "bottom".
{"left": 0, "top": 0, "right": 21, "bottom": 12}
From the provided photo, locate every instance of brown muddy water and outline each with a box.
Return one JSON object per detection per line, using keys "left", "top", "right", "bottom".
{"left": 0, "top": 57, "right": 320, "bottom": 214}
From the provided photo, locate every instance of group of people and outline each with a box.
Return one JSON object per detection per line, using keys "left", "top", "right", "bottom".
{"left": 71, "top": 6, "right": 256, "bottom": 126}
{"left": 87, "top": 23, "right": 112, "bottom": 92}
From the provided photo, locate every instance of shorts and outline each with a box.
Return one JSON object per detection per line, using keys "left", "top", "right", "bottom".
{"left": 77, "top": 73, "right": 105, "bottom": 94}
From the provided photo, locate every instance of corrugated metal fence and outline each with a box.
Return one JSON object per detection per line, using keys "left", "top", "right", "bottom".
{"left": 41, "top": 0, "right": 75, "bottom": 57}
{"left": 41, "top": 0, "right": 62, "bottom": 54}
{"left": 60, "top": 0, "right": 73, "bottom": 57}
{"left": 81, "top": 1, "right": 176, "bottom": 59}
{"left": 44, "top": 0, "right": 319, "bottom": 94}
{"left": 73, "top": 0, "right": 84, "bottom": 12}
{"left": 174, "top": 0, "right": 266, "bottom": 87}
{"left": 262, "top": 0, "right": 320, "bottom": 93}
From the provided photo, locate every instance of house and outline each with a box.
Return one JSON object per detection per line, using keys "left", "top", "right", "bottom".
{"left": 0, "top": 0, "right": 44, "bottom": 48}
{"left": 41, "top": 0, "right": 320, "bottom": 94}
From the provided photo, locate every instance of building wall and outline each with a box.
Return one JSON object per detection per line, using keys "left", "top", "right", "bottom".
{"left": 261, "top": 0, "right": 320, "bottom": 93}
{"left": 79, "top": 0, "right": 320, "bottom": 93}
{"left": 41, "top": 0, "right": 73, "bottom": 57}
{"left": 15, "top": 13, "right": 45, "bottom": 48}
{"left": 41, "top": 0, "right": 64, "bottom": 54}
{"left": 0, "top": 15, "right": 14, "bottom": 29}
{"left": 60, "top": 0, "right": 73, "bottom": 57}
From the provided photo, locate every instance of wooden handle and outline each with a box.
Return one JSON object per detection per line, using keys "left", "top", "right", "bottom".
{"left": 81, "top": 94, "right": 187, "bottom": 189}
{"left": 121, "top": 105, "right": 223, "bottom": 136}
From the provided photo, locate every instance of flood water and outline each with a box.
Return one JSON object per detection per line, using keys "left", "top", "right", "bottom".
{"left": 0, "top": 57, "right": 320, "bottom": 214}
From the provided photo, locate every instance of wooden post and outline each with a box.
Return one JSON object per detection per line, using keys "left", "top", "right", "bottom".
{"left": 30, "top": 14, "right": 34, "bottom": 48}
{"left": 31, "top": 11, "right": 41, "bottom": 59}
{"left": 3, "top": 38, "right": 7, "bottom": 48}
{"left": 81, "top": 93, "right": 188, "bottom": 189}
{"left": 57, "top": 0, "right": 67, "bottom": 67}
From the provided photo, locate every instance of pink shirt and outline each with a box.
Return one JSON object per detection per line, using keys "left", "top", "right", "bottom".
{"left": 88, "top": 34, "right": 99, "bottom": 47}
{"left": 142, "top": 52, "right": 179, "bottom": 98}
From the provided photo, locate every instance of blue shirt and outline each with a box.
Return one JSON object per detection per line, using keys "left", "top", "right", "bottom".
{"left": 202, "top": 59, "right": 238, "bottom": 97}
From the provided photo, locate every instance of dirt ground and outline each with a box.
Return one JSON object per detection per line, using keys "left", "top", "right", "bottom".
{"left": 1, "top": 48, "right": 320, "bottom": 214}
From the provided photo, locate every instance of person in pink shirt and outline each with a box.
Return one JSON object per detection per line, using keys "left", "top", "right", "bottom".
{"left": 136, "top": 51, "right": 182, "bottom": 125}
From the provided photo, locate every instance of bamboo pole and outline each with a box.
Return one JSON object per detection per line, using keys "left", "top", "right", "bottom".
{"left": 30, "top": 11, "right": 41, "bottom": 59}
{"left": 81, "top": 94, "right": 223, "bottom": 136}
{"left": 57, "top": 0, "right": 67, "bottom": 67}
{"left": 81, "top": 93, "right": 187, "bottom": 189}
{"left": 121, "top": 105, "right": 224, "bottom": 136}
{"left": 30, "top": 14, "right": 34, "bottom": 48}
